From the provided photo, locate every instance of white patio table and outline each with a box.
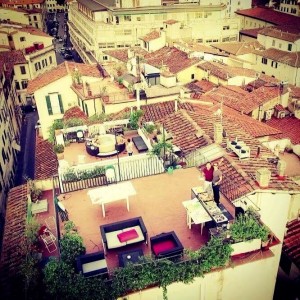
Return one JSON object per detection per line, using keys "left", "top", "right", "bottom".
{"left": 87, "top": 181, "right": 136, "bottom": 217}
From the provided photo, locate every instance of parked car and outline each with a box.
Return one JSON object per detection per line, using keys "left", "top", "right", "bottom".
{"left": 60, "top": 48, "right": 66, "bottom": 54}
{"left": 21, "top": 104, "right": 36, "bottom": 113}
{"left": 64, "top": 53, "right": 73, "bottom": 60}
{"left": 58, "top": 38, "right": 63, "bottom": 42}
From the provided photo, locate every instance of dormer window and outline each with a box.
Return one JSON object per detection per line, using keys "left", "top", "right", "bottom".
{"left": 288, "top": 44, "right": 292, "bottom": 51}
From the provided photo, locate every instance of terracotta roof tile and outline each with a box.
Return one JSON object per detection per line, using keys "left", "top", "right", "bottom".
{"left": 239, "top": 27, "right": 261, "bottom": 38}
{"left": 144, "top": 47, "right": 200, "bottom": 74}
{"left": 283, "top": 219, "right": 300, "bottom": 269}
{"left": 211, "top": 41, "right": 263, "bottom": 56}
{"left": 27, "top": 62, "right": 102, "bottom": 94}
{"left": 0, "top": 50, "right": 26, "bottom": 75}
{"left": 140, "top": 30, "right": 161, "bottom": 42}
{"left": 63, "top": 106, "right": 88, "bottom": 122}
{"left": 175, "top": 42, "right": 227, "bottom": 56}
{"left": 0, "top": 185, "right": 28, "bottom": 283}
{"left": 1, "top": 0, "right": 43, "bottom": 4}
{"left": 164, "top": 19, "right": 179, "bottom": 25}
{"left": 236, "top": 7, "right": 300, "bottom": 27}
{"left": 103, "top": 47, "right": 148, "bottom": 62}
{"left": 258, "top": 48, "right": 300, "bottom": 68}
{"left": 142, "top": 100, "right": 194, "bottom": 123}
{"left": 185, "top": 79, "right": 216, "bottom": 95}
{"left": 206, "top": 85, "right": 279, "bottom": 114}
{"left": 35, "top": 137, "right": 58, "bottom": 180}
{"left": 258, "top": 25, "right": 300, "bottom": 43}
{"left": 266, "top": 116, "right": 300, "bottom": 144}
{"left": 17, "top": 25, "right": 50, "bottom": 37}
{"left": 188, "top": 105, "right": 300, "bottom": 201}
{"left": 197, "top": 61, "right": 257, "bottom": 80}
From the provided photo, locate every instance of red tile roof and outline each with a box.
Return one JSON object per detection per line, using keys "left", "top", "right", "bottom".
{"left": 239, "top": 27, "right": 261, "bottom": 38}
{"left": 176, "top": 42, "right": 227, "bottom": 56}
{"left": 141, "top": 100, "right": 195, "bottom": 123}
{"left": 206, "top": 85, "right": 280, "bottom": 115}
{"left": 103, "top": 47, "right": 148, "bottom": 62}
{"left": 236, "top": 7, "right": 300, "bottom": 27}
{"left": 185, "top": 79, "right": 216, "bottom": 95}
{"left": 0, "top": 185, "right": 28, "bottom": 284}
{"left": 164, "top": 19, "right": 178, "bottom": 25}
{"left": 266, "top": 116, "right": 300, "bottom": 145}
{"left": 35, "top": 137, "right": 58, "bottom": 180}
{"left": 63, "top": 106, "right": 88, "bottom": 122}
{"left": 140, "top": 30, "right": 160, "bottom": 42}
{"left": 188, "top": 105, "right": 300, "bottom": 201}
{"left": 144, "top": 47, "right": 200, "bottom": 74}
{"left": 258, "top": 26, "right": 300, "bottom": 43}
{"left": 258, "top": 48, "right": 300, "bottom": 68}
{"left": 16, "top": 25, "right": 50, "bottom": 37}
{"left": 283, "top": 218, "right": 300, "bottom": 269}
{"left": 0, "top": 50, "right": 26, "bottom": 75}
{"left": 211, "top": 41, "right": 263, "bottom": 56}
{"left": 27, "top": 62, "right": 102, "bottom": 94}
{"left": 198, "top": 61, "right": 258, "bottom": 80}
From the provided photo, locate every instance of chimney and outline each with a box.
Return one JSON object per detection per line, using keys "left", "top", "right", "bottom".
{"left": 214, "top": 122, "right": 223, "bottom": 144}
{"left": 277, "top": 160, "right": 287, "bottom": 179}
{"left": 256, "top": 167, "right": 271, "bottom": 188}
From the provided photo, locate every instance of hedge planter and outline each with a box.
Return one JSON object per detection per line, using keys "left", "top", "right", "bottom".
{"left": 230, "top": 238, "right": 261, "bottom": 256}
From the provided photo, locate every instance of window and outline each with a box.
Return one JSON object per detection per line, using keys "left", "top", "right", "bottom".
{"left": 223, "top": 25, "right": 230, "bottom": 30}
{"left": 49, "top": 56, "right": 53, "bottom": 64}
{"left": 2, "top": 149, "right": 7, "bottom": 162}
{"left": 20, "top": 66, "right": 26, "bottom": 74}
{"left": 20, "top": 37, "right": 25, "bottom": 42}
{"left": 124, "top": 15, "right": 131, "bottom": 21}
{"left": 262, "top": 57, "right": 268, "bottom": 65}
{"left": 103, "top": 55, "right": 108, "bottom": 61}
{"left": 279, "top": 43, "right": 282, "bottom": 49}
{"left": 288, "top": 44, "right": 292, "bottom": 51}
{"left": 191, "top": 74, "right": 195, "bottom": 80}
{"left": 15, "top": 81, "right": 20, "bottom": 90}
{"left": 21, "top": 80, "right": 28, "bottom": 89}
{"left": 45, "top": 94, "right": 64, "bottom": 115}
{"left": 33, "top": 16, "right": 37, "bottom": 21}
{"left": 271, "top": 61, "right": 278, "bottom": 68}
{"left": 35, "top": 62, "right": 39, "bottom": 71}
{"left": 272, "top": 40, "right": 275, "bottom": 47}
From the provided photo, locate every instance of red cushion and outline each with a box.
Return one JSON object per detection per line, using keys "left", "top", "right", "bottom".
{"left": 152, "top": 240, "right": 176, "bottom": 255}
{"left": 117, "top": 229, "right": 138, "bottom": 242}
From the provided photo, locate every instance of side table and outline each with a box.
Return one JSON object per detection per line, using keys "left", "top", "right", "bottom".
{"left": 118, "top": 249, "right": 144, "bottom": 267}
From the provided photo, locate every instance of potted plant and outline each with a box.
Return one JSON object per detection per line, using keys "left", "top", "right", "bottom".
{"left": 27, "top": 179, "right": 42, "bottom": 203}
{"left": 53, "top": 144, "right": 65, "bottom": 160}
{"left": 228, "top": 211, "right": 270, "bottom": 256}
{"left": 117, "top": 77, "right": 124, "bottom": 88}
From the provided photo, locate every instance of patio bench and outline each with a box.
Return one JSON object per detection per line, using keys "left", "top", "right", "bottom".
{"left": 132, "top": 136, "right": 148, "bottom": 153}
{"left": 76, "top": 251, "right": 108, "bottom": 278}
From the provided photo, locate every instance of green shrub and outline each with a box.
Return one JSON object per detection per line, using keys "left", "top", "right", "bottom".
{"left": 53, "top": 144, "right": 64, "bottom": 154}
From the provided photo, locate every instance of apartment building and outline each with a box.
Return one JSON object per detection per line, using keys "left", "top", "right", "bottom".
{"left": 45, "top": 0, "right": 66, "bottom": 12}
{"left": 0, "top": 0, "right": 47, "bottom": 30}
{"left": 272, "top": 0, "right": 300, "bottom": 16}
{"left": 0, "top": 52, "right": 22, "bottom": 247}
{"left": 68, "top": 0, "right": 246, "bottom": 64}
{"left": 0, "top": 22, "right": 57, "bottom": 103}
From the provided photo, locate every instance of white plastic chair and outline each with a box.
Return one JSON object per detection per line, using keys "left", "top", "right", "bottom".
{"left": 40, "top": 229, "right": 57, "bottom": 253}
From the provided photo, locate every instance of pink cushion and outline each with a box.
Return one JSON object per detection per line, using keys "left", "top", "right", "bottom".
{"left": 152, "top": 240, "right": 176, "bottom": 255}
{"left": 117, "top": 229, "right": 138, "bottom": 242}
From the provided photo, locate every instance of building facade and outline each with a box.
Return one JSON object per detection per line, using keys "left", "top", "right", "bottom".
{"left": 68, "top": 0, "right": 246, "bottom": 64}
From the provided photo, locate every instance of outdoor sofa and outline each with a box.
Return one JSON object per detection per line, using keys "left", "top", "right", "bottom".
{"left": 100, "top": 216, "right": 147, "bottom": 254}
{"left": 76, "top": 251, "right": 108, "bottom": 278}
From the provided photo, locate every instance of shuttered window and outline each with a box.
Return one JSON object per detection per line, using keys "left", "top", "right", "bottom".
{"left": 45, "top": 94, "right": 64, "bottom": 115}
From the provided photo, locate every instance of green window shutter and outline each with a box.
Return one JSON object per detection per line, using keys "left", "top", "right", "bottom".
{"left": 46, "top": 95, "right": 53, "bottom": 115}
{"left": 85, "top": 103, "right": 89, "bottom": 116}
{"left": 58, "top": 94, "right": 64, "bottom": 113}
